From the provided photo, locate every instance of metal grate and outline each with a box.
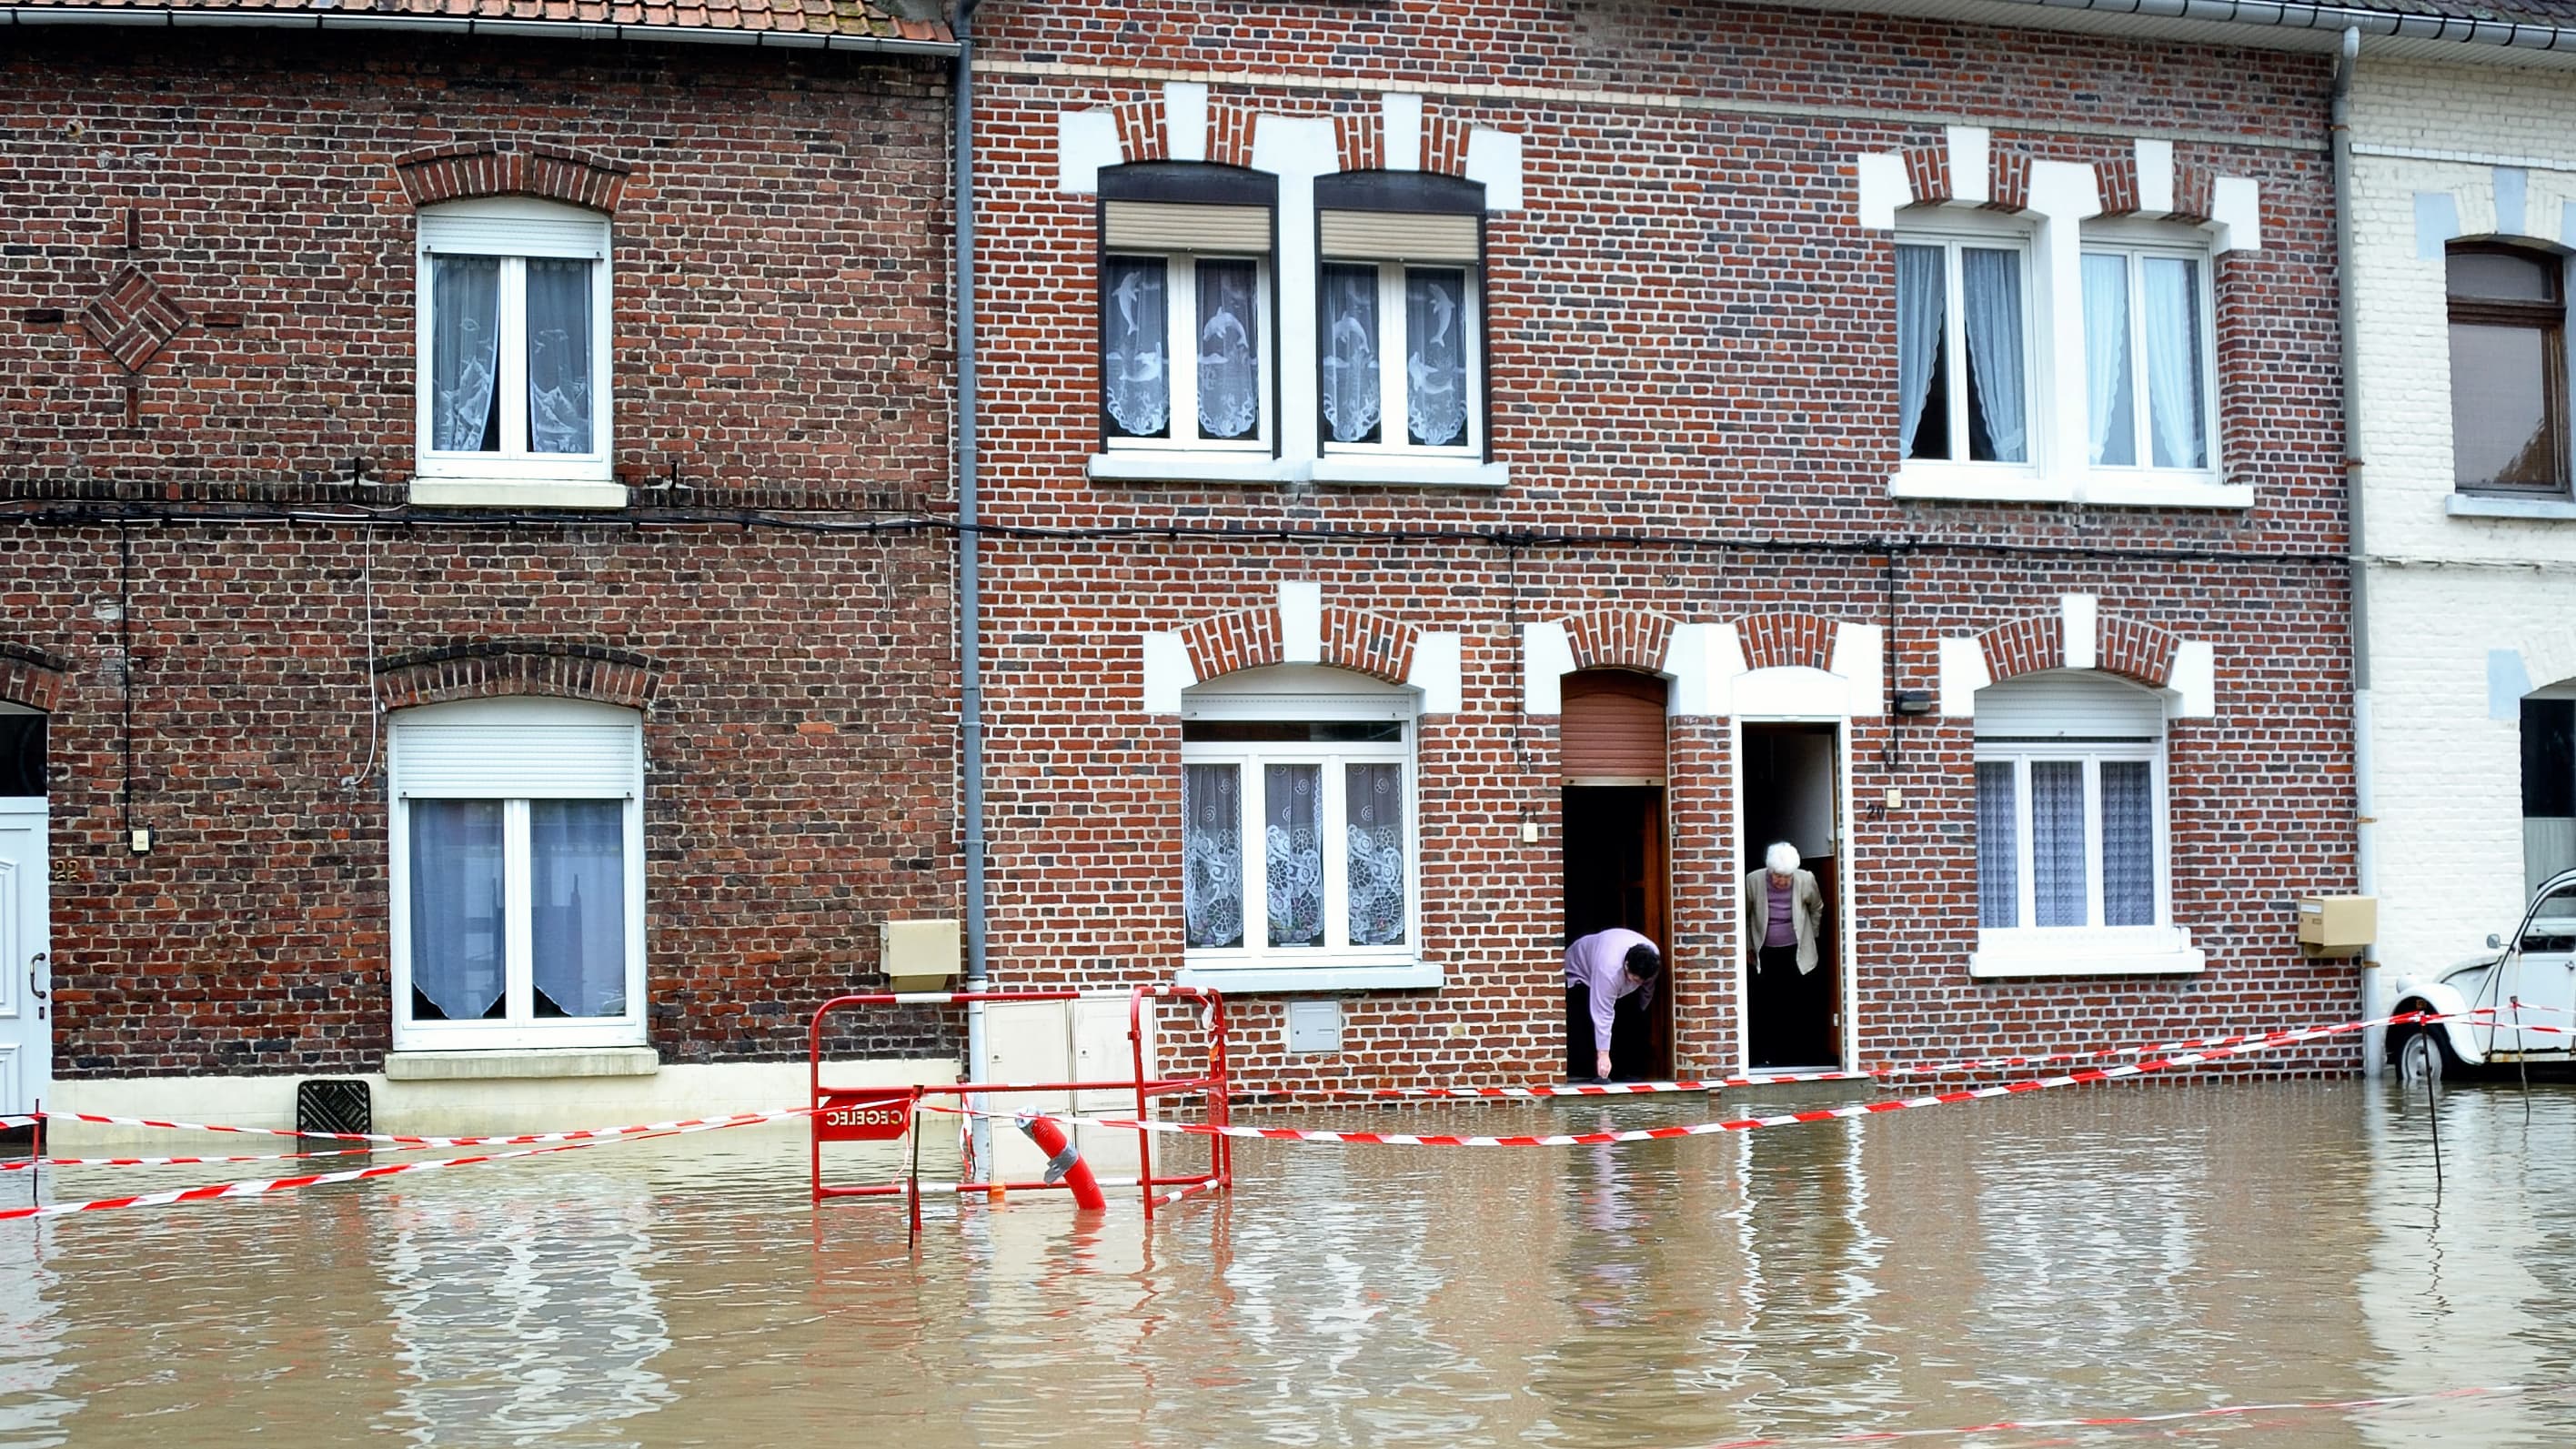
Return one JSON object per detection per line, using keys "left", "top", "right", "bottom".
{"left": 296, "top": 1079, "right": 372, "bottom": 1138}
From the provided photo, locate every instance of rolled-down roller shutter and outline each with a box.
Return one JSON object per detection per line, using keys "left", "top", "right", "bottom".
{"left": 1318, "top": 210, "right": 1480, "bottom": 264}
{"left": 391, "top": 698, "right": 641, "bottom": 800}
{"left": 1561, "top": 671, "right": 1668, "bottom": 784}
{"left": 1973, "top": 669, "right": 2165, "bottom": 740}
{"left": 1102, "top": 202, "right": 1273, "bottom": 254}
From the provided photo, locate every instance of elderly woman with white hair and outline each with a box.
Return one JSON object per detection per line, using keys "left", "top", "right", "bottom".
{"left": 1742, "top": 841, "right": 1828, "bottom": 1065}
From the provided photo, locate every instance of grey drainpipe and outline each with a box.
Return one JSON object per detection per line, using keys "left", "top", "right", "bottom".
{"left": 952, "top": 0, "right": 991, "bottom": 1174}
{"left": 2329, "top": 27, "right": 2385, "bottom": 1078}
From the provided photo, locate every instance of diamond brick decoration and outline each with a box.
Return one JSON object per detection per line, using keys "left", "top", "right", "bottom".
{"left": 81, "top": 265, "right": 189, "bottom": 374}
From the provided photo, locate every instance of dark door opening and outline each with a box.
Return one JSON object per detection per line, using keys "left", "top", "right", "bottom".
{"left": 1742, "top": 722, "right": 1840, "bottom": 1071}
{"left": 1560, "top": 670, "right": 1672, "bottom": 1080}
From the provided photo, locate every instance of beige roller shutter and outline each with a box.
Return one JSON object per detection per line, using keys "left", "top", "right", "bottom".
{"left": 1318, "top": 210, "right": 1479, "bottom": 264}
{"left": 1102, "top": 202, "right": 1272, "bottom": 254}
{"left": 1561, "top": 671, "right": 1669, "bottom": 784}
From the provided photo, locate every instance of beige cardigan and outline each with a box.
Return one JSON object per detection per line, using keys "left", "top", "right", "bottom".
{"left": 1742, "top": 868, "right": 1826, "bottom": 973}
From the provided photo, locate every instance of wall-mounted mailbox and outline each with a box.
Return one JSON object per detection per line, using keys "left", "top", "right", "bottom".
{"left": 2296, "top": 896, "right": 2377, "bottom": 958}
{"left": 880, "top": 918, "right": 962, "bottom": 991}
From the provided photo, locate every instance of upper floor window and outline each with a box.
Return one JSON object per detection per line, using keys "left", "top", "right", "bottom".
{"left": 415, "top": 199, "right": 614, "bottom": 490}
{"left": 1317, "top": 172, "right": 1484, "bottom": 458}
{"left": 2449, "top": 242, "right": 2570, "bottom": 495}
{"left": 1896, "top": 224, "right": 2030, "bottom": 466}
{"left": 389, "top": 697, "right": 645, "bottom": 1051}
{"left": 1098, "top": 165, "right": 1277, "bottom": 453}
{"left": 2081, "top": 237, "right": 2213, "bottom": 473}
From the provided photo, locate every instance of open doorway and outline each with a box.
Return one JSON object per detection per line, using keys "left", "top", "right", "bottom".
{"left": 1741, "top": 722, "right": 1840, "bottom": 1071}
{"left": 1561, "top": 671, "right": 1671, "bottom": 1079}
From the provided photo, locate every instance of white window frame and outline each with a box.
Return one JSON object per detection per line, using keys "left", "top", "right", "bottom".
{"left": 1176, "top": 674, "right": 1433, "bottom": 991}
{"left": 2079, "top": 224, "right": 2221, "bottom": 482}
{"left": 1893, "top": 217, "right": 2039, "bottom": 489}
{"left": 413, "top": 197, "right": 617, "bottom": 504}
{"left": 1102, "top": 249, "right": 1275, "bottom": 454}
{"left": 1970, "top": 736, "right": 2200, "bottom": 977}
{"left": 1317, "top": 259, "right": 1483, "bottom": 460}
{"left": 387, "top": 697, "right": 647, "bottom": 1050}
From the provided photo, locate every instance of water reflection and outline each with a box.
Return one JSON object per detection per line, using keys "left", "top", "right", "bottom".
{"left": 0, "top": 1084, "right": 2569, "bottom": 1446}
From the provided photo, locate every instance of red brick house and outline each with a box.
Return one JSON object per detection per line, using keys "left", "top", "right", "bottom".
{"left": 0, "top": 3, "right": 965, "bottom": 1128}
{"left": 962, "top": 0, "right": 2360, "bottom": 1089}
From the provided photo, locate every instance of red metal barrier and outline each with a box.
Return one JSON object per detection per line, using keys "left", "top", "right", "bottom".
{"left": 808, "top": 985, "right": 1231, "bottom": 1222}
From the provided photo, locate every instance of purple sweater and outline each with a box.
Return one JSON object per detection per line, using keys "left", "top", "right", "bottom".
{"left": 1565, "top": 928, "right": 1656, "bottom": 1054}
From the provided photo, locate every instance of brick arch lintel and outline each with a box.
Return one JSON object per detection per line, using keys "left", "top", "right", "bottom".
{"left": 0, "top": 641, "right": 71, "bottom": 713}
{"left": 1728, "top": 611, "right": 1840, "bottom": 674}
{"left": 394, "top": 142, "right": 633, "bottom": 213}
{"left": 1561, "top": 608, "right": 1680, "bottom": 676}
{"left": 1179, "top": 604, "right": 1417, "bottom": 687}
{"left": 1977, "top": 611, "right": 2178, "bottom": 689}
{"left": 375, "top": 640, "right": 659, "bottom": 712}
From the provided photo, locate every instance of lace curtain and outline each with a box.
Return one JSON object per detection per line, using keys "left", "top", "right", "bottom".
{"left": 2141, "top": 257, "right": 2206, "bottom": 469}
{"left": 1103, "top": 257, "right": 1171, "bottom": 437}
{"left": 529, "top": 800, "right": 625, "bottom": 1017}
{"left": 1976, "top": 761, "right": 2019, "bottom": 928}
{"left": 1320, "top": 264, "right": 1382, "bottom": 444}
{"left": 1960, "top": 247, "right": 2028, "bottom": 463}
{"left": 1895, "top": 244, "right": 1945, "bottom": 458}
{"left": 430, "top": 257, "right": 501, "bottom": 453}
{"left": 2099, "top": 761, "right": 2157, "bottom": 927}
{"left": 526, "top": 259, "right": 594, "bottom": 455}
{"left": 1264, "top": 764, "right": 1324, "bottom": 948}
{"left": 1196, "top": 260, "right": 1260, "bottom": 440}
{"left": 1182, "top": 764, "right": 1243, "bottom": 950}
{"left": 2082, "top": 253, "right": 2135, "bottom": 466}
{"left": 1345, "top": 763, "right": 1406, "bottom": 946}
{"left": 408, "top": 800, "right": 506, "bottom": 1021}
{"left": 2029, "top": 760, "right": 2088, "bottom": 927}
{"left": 1405, "top": 268, "right": 1467, "bottom": 447}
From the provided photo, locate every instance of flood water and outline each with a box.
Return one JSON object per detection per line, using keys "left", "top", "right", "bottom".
{"left": 2, "top": 1079, "right": 2572, "bottom": 1447}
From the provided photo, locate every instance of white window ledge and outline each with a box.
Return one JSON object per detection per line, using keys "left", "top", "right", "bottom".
{"left": 1890, "top": 465, "right": 2071, "bottom": 504}
{"left": 1087, "top": 453, "right": 1508, "bottom": 489}
{"left": 2080, "top": 474, "right": 2254, "bottom": 509}
{"left": 386, "top": 1046, "right": 659, "bottom": 1081}
{"left": 2448, "top": 492, "right": 2576, "bottom": 520}
{"left": 410, "top": 478, "right": 630, "bottom": 510}
{"left": 1176, "top": 962, "right": 1444, "bottom": 993}
{"left": 1088, "top": 452, "right": 1303, "bottom": 487}
{"left": 1967, "top": 945, "right": 2207, "bottom": 980}
{"left": 1308, "top": 456, "right": 1509, "bottom": 489}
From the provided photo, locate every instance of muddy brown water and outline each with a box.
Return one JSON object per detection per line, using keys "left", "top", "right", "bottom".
{"left": 0, "top": 1080, "right": 2571, "bottom": 1447}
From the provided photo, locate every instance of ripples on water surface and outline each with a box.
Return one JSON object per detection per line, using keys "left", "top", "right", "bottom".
{"left": 0, "top": 1081, "right": 2571, "bottom": 1447}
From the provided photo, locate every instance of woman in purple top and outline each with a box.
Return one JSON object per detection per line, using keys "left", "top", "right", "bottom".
{"left": 1564, "top": 928, "right": 1663, "bottom": 1082}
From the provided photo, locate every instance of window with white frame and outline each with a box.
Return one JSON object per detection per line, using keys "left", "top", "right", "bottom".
{"left": 1971, "top": 669, "right": 2199, "bottom": 975}
{"left": 1180, "top": 669, "right": 1419, "bottom": 976}
{"left": 1098, "top": 165, "right": 1277, "bottom": 452}
{"left": 2080, "top": 231, "right": 2216, "bottom": 474}
{"left": 389, "top": 697, "right": 645, "bottom": 1049}
{"left": 1317, "top": 172, "right": 1484, "bottom": 458}
{"left": 1896, "top": 220, "right": 2033, "bottom": 467}
{"left": 416, "top": 198, "right": 613, "bottom": 487}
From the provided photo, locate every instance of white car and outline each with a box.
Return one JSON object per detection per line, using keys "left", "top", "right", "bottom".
{"left": 2388, "top": 867, "right": 2576, "bottom": 1078}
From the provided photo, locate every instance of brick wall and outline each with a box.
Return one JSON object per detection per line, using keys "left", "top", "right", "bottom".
{"left": 968, "top": 1, "right": 2362, "bottom": 1086}
{"left": 0, "top": 35, "right": 963, "bottom": 1074}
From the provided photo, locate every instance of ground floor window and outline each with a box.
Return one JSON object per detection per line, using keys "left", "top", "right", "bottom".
{"left": 1180, "top": 668, "right": 1418, "bottom": 977}
{"left": 389, "top": 697, "right": 646, "bottom": 1050}
{"left": 2526, "top": 693, "right": 2576, "bottom": 893}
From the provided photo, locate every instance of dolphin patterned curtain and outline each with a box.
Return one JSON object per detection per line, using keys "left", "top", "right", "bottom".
{"left": 1196, "top": 259, "right": 1261, "bottom": 440}
{"left": 1320, "top": 264, "right": 1383, "bottom": 444}
{"left": 1404, "top": 269, "right": 1467, "bottom": 447}
{"left": 1103, "top": 257, "right": 1172, "bottom": 438}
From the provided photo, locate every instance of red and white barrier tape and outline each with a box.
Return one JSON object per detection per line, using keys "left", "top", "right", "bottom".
{"left": 0, "top": 1142, "right": 426, "bottom": 1172}
{"left": 1256, "top": 1007, "right": 2508, "bottom": 1102}
{"left": 0, "top": 1106, "right": 809, "bottom": 1223}
{"left": 1698, "top": 1382, "right": 2567, "bottom": 1447}
{"left": 927, "top": 1013, "right": 2404, "bottom": 1148}
{"left": 15, "top": 1104, "right": 821, "bottom": 1149}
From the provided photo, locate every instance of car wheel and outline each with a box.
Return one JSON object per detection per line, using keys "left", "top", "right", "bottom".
{"left": 2395, "top": 1020, "right": 2458, "bottom": 1087}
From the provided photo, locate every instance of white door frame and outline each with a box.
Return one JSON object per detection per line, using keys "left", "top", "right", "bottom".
{"left": 1728, "top": 712, "right": 1857, "bottom": 1074}
{"left": 0, "top": 798, "right": 50, "bottom": 1118}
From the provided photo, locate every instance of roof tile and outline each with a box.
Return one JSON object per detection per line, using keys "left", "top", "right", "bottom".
{"left": 0, "top": 0, "right": 951, "bottom": 41}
